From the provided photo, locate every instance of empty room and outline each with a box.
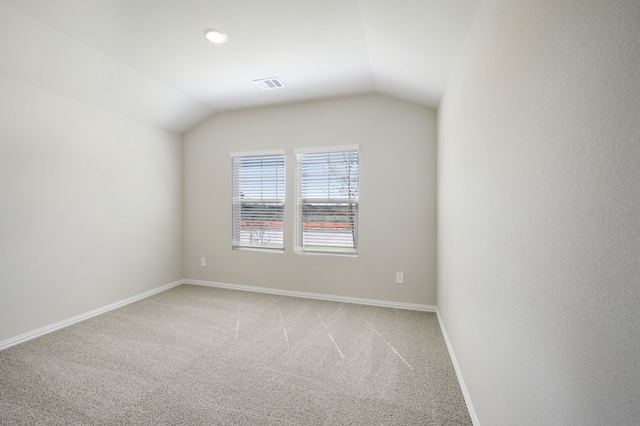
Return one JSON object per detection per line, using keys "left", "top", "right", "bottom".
{"left": 1, "top": 0, "right": 638, "bottom": 425}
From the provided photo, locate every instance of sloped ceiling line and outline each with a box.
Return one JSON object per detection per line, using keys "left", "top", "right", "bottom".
{"left": 0, "top": 0, "right": 481, "bottom": 133}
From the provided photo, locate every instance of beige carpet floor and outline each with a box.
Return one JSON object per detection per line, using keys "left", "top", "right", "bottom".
{"left": 0, "top": 285, "right": 471, "bottom": 425}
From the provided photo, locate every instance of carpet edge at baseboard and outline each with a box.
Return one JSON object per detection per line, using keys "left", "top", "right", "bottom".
{"left": 0, "top": 279, "right": 184, "bottom": 351}
{"left": 184, "top": 279, "right": 437, "bottom": 312}
{"left": 1, "top": 279, "right": 477, "bottom": 424}
{"left": 436, "top": 308, "right": 481, "bottom": 426}
{"left": 1, "top": 278, "right": 438, "bottom": 350}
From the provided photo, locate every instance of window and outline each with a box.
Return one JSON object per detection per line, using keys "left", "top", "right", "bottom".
{"left": 295, "top": 145, "right": 359, "bottom": 255}
{"left": 231, "top": 150, "right": 285, "bottom": 251}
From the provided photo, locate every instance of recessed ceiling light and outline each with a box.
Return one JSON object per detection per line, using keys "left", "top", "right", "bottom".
{"left": 203, "top": 28, "right": 227, "bottom": 44}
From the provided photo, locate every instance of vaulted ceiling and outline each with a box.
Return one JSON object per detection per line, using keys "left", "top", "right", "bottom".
{"left": 0, "top": 0, "right": 481, "bottom": 133}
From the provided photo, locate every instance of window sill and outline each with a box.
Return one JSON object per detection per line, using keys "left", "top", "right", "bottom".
{"left": 295, "top": 250, "right": 358, "bottom": 258}
{"left": 232, "top": 247, "right": 284, "bottom": 254}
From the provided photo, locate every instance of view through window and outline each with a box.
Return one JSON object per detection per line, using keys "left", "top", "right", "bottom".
{"left": 295, "top": 146, "right": 359, "bottom": 255}
{"left": 231, "top": 151, "right": 285, "bottom": 251}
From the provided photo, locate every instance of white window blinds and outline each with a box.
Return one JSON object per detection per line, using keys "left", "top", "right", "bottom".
{"left": 231, "top": 151, "right": 285, "bottom": 251}
{"left": 295, "top": 146, "right": 359, "bottom": 255}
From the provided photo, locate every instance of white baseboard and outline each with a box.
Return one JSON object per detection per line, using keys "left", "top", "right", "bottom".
{"left": 184, "top": 279, "right": 437, "bottom": 312}
{"left": 0, "top": 279, "right": 183, "bottom": 351}
{"left": 1, "top": 277, "right": 477, "bottom": 424}
{"left": 1, "top": 279, "right": 433, "bottom": 352}
{"left": 436, "top": 308, "right": 481, "bottom": 426}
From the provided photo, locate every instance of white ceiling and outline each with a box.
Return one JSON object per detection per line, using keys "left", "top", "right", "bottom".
{"left": 0, "top": 0, "right": 481, "bottom": 133}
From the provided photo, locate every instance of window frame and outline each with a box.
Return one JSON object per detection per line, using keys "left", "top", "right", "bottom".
{"left": 230, "top": 150, "right": 286, "bottom": 253}
{"left": 295, "top": 145, "right": 359, "bottom": 257}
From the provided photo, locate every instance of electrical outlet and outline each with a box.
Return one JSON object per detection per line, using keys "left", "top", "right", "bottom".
{"left": 200, "top": 257, "right": 206, "bottom": 267}
{"left": 396, "top": 272, "right": 404, "bottom": 284}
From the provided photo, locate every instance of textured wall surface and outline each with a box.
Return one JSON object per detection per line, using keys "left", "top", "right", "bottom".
{"left": 438, "top": 0, "right": 640, "bottom": 424}
{"left": 0, "top": 77, "right": 183, "bottom": 342}
{"left": 184, "top": 95, "right": 438, "bottom": 305}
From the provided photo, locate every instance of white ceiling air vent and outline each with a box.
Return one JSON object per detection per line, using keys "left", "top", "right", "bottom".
{"left": 254, "top": 77, "right": 285, "bottom": 90}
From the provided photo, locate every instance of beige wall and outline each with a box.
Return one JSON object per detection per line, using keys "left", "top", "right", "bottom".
{"left": 184, "top": 94, "right": 437, "bottom": 305}
{"left": 438, "top": 0, "right": 640, "bottom": 424}
{"left": 0, "top": 77, "right": 183, "bottom": 342}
